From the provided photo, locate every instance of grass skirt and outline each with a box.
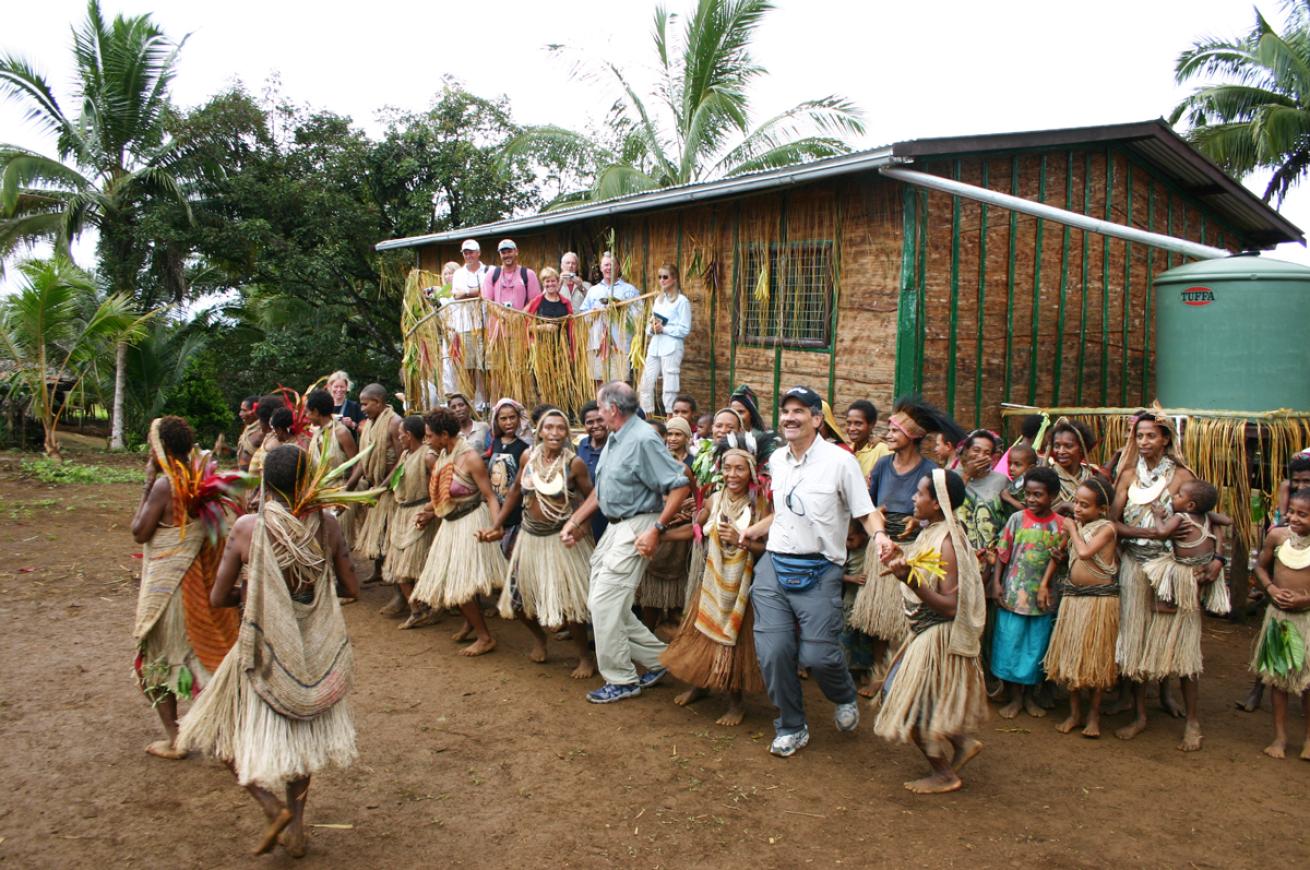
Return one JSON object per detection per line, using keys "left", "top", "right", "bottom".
{"left": 660, "top": 579, "right": 764, "bottom": 694}
{"left": 382, "top": 502, "right": 436, "bottom": 585}
{"left": 874, "top": 623, "right": 988, "bottom": 757}
{"left": 178, "top": 649, "right": 357, "bottom": 790}
{"left": 640, "top": 538, "right": 689, "bottom": 611}
{"left": 1250, "top": 605, "right": 1310, "bottom": 694}
{"left": 498, "top": 528, "right": 594, "bottom": 626}
{"left": 411, "top": 503, "right": 507, "bottom": 609}
{"left": 1138, "top": 555, "right": 1205, "bottom": 680}
{"left": 353, "top": 491, "right": 395, "bottom": 561}
{"left": 1116, "top": 553, "right": 1154, "bottom": 679}
{"left": 1043, "top": 595, "right": 1119, "bottom": 690}
{"left": 848, "top": 569, "right": 910, "bottom": 645}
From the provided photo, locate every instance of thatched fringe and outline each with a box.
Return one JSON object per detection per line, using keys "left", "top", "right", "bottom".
{"left": 382, "top": 501, "right": 436, "bottom": 585}
{"left": 1138, "top": 608, "right": 1204, "bottom": 680}
{"left": 873, "top": 624, "right": 988, "bottom": 757}
{"left": 498, "top": 529, "right": 593, "bottom": 626}
{"left": 410, "top": 502, "right": 506, "bottom": 609}
{"left": 178, "top": 651, "right": 357, "bottom": 790}
{"left": 1043, "top": 596, "right": 1118, "bottom": 690}
{"left": 354, "top": 490, "right": 395, "bottom": 562}
{"left": 1116, "top": 555, "right": 1154, "bottom": 680}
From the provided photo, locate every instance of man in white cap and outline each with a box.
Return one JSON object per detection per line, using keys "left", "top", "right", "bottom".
{"left": 449, "top": 239, "right": 489, "bottom": 408}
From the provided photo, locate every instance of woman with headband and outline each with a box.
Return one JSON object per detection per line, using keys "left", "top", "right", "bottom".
{"left": 1047, "top": 417, "right": 1098, "bottom": 510}
{"left": 851, "top": 396, "right": 964, "bottom": 695}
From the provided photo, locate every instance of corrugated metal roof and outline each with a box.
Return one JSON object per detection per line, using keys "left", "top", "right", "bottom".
{"left": 375, "top": 119, "right": 1303, "bottom": 251}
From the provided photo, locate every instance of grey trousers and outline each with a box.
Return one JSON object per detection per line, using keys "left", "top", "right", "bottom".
{"left": 588, "top": 514, "right": 667, "bottom": 685}
{"left": 751, "top": 554, "right": 856, "bottom": 736}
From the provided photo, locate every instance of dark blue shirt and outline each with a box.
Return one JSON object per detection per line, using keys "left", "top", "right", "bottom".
{"left": 576, "top": 435, "right": 608, "bottom": 542}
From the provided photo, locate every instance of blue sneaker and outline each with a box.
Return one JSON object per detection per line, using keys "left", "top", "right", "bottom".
{"left": 638, "top": 666, "right": 669, "bottom": 688}
{"left": 834, "top": 701, "right": 860, "bottom": 733}
{"left": 769, "top": 727, "right": 810, "bottom": 758}
{"left": 587, "top": 682, "right": 642, "bottom": 704}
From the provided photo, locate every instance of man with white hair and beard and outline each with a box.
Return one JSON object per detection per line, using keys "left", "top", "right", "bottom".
{"left": 562, "top": 382, "right": 690, "bottom": 704}
{"left": 742, "top": 386, "right": 885, "bottom": 757}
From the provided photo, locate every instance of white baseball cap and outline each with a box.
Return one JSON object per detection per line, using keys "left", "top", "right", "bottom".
{"left": 460, "top": 239, "right": 480, "bottom": 253}
{"left": 497, "top": 239, "right": 517, "bottom": 252}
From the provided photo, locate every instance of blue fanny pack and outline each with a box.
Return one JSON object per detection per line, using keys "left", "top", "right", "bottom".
{"left": 770, "top": 552, "right": 831, "bottom": 592}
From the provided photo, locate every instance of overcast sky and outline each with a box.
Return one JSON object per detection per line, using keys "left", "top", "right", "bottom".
{"left": 3, "top": 0, "right": 1306, "bottom": 293}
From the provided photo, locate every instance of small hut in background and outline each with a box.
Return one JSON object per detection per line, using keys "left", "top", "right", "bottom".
{"left": 378, "top": 120, "right": 1302, "bottom": 429}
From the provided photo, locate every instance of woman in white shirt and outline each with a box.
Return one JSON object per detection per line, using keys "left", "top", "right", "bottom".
{"left": 639, "top": 263, "right": 692, "bottom": 415}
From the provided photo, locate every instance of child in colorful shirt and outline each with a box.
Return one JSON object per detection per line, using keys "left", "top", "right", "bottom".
{"left": 989, "top": 466, "right": 1063, "bottom": 719}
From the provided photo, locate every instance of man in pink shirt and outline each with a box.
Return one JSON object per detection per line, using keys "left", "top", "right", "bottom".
{"left": 483, "top": 239, "right": 541, "bottom": 309}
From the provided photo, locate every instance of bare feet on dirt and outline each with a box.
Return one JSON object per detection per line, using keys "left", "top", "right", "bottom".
{"left": 145, "top": 739, "right": 187, "bottom": 760}
{"left": 570, "top": 656, "right": 596, "bottom": 680}
{"left": 1023, "top": 696, "right": 1047, "bottom": 719}
{"left": 459, "top": 637, "right": 496, "bottom": 657}
{"left": 1178, "top": 721, "right": 1203, "bottom": 752}
{"left": 951, "top": 738, "right": 983, "bottom": 771}
{"left": 716, "top": 704, "right": 746, "bottom": 727}
{"left": 528, "top": 638, "right": 547, "bottom": 664}
{"left": 998, "top": 698, "right": 1022, "bottom": 719}
{"left": 904, "top": 771, "right": 962, "bottom": 794}
{"left": 674, "top": 687, "right": 708, "bottom": 708}
{"left": 1056, "top": 715, "right": 1079, "bottom": 734}
{"left": 1262, "top": 738, "right": 1286, "bottom": 759}
{"left": 452, "top": 622, "right": 474, "bottom": 642}
{"left": 1115, "top": 717, "right": 1147, "bottom": 741}
{"left": 254, "top": 808, "right": 293, "bottom": 855}
{"left": 1081, "top": 720, "right": 1101, "bottom": 739}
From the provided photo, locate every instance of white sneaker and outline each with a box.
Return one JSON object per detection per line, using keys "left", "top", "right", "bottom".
{"left": 834, "top": 701, "right": 860, "bottom": 732}
{"left": 769, "top": 727, "right": 810, "bottom": 757}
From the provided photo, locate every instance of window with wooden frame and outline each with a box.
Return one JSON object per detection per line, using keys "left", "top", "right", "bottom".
{"left": 739, "top": 241, "right": 835, "bottom": 349}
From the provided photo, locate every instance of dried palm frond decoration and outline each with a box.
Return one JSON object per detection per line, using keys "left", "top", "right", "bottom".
{"left": 1002, "top": 405, "right": 1310, "bottom": 550}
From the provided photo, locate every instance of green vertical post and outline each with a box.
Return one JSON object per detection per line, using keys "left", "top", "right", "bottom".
{"left": 946, "top": 161, "right": 962, "bottom": 415}
{"left": 973, "top": 161, "right": 989, "bottom": 425}
{"left": 1003, "top": 156, "right": 1019, "bottom": 403}
{"left": 1120, "top": 161, "right": 1133, "bottom": 406}
{"left": 728, "top": 205, "right": 740, "bottom": 392}
{"left": 1143, "top": 185, "right": 1156, "bottom": 402}
{"left": 828, "top": 185, "right": 843, "bottom": 405}
{"left": 1076, "top": 151, "right": 1092, "bottom": 405}
{"left": 1053, "top": 152, "right": 1073, "bottom": 404}
{"left": 915, "top": 189, "right": 929, "bottom": 392}
{"left": 1028, "top": 155, "right": 1046, "bottom": 404}
{"left": 894, "top": 186, "right": 920, "bottom": 398}
{"left": 1100, "top": 148, "right": 1113, "bottom": 405}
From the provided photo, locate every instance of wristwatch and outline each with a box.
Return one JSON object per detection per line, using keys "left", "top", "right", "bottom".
{"left": 654, "top": 521, "right": 668, "bottom": 533}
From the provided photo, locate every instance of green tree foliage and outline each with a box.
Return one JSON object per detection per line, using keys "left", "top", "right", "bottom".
{"left": 159, "top": 354, "right": 231, "bottom": 445}
{"left": 0, "top": 257, "right": 149, "bottom": 458}
{"left": 1171, "top": 1, "right": 1310, "bottom": 204}
{"left": 0, "top": 1, "right": 203, "bottom": 448}
{"left": 506, "top": 0, "right": 864, "bottom": 208}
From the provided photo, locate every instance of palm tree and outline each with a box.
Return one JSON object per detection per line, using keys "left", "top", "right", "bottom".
{"left": 0, "top": 0, "right": 195, "bottom": 448}
{"left": 1171, "top": 1, "right": 1310, "bottom": 205}
{"left": 509, "top": 0, "right": 864, "bottom": 207}
{"left": 0, "top": 257, "right": 150, "bottom": 459}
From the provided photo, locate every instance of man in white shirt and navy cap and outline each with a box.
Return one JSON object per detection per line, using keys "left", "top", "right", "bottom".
{"left": 742, "top": 386, "right": 883, "bottom": 757}
{"left": 449, "top": 239, "right": 489, "bottom": 409}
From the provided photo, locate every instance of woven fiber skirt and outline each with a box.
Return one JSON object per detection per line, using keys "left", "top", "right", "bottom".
{"left": 136, "top": 584, "right": 211, "bottom": 698}
{"left": 1116, "top": 554, "right": 1155, "bottom": 680}
{"left": 874, "top": 623, "right": 987, "bottom": 757}
{"left": 382, "top": 502, "right": 436, "bottom": 585}
{"left": 1250, "top": 605, "right": 1310, "bottom": 694}
{"left": 848, "top": 570, "right": 909, "bottom": 645}
{"left": 639, "top": 538, "right": 690, "bottom": 611}
{"left": 410, "top": 503, "right": 507, "bottom": 609}
{"left": 498, "top": 526, "right": 594, "bottom": 627}
{"left": 1043, "top": 595, "right": 1119, "bottom": 690}
{"left": 660, "top": 580, "right": 764, "bottom": 695}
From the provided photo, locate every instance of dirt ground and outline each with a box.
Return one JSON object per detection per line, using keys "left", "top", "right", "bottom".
{"left": 0, "top": 447, "right": 1307, "bottom": 869}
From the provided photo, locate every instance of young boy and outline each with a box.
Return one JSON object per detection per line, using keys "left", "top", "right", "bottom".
{"left": 840, "top": 522, "right": 878, "bottom": 696}
{"left": 999, "top": 443, "right": 1038, "bottom": 519}
{"left": 1124, "top": 479, "right": 1226, "bottom": 751}
{"left": 990, "top": 466, "right": 1063, "bottom": 719}
{"left": 1252, "top": 486, "right": 1310, "bottom": 759}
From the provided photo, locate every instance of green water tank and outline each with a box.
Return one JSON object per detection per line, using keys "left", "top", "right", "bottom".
{"left": 1153, "top": 255, "right": 1310, "bottom": 412}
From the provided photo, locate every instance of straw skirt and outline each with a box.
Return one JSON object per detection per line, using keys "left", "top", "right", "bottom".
{"left": 353, "top": 491, "right": 395, "bottom": 561}
{"left": 382, "top": 502, "right": 437, "bottom": 585}
{"left": 848, "top": 568, "right": 910, "bottom": 645}
{"left": 1043, "top": 595, "right": 1119, "bottom": 690}
{"left": 410, "top": 503, "right": 507, "bottom": 609}
{"left": 660, "top": 578, "right": 764, "bottom": 695}
{"left": 639, "top": 538, "right": 690, "bottom": 611}
{"left": 498, "top": 528, "right": 594, "bottom": 627}
{"left": 136, "top": 585, "right": 211, "bottom": 698}
{"left": 874, "top": 623, "right": 988, "bottom": 756}
{"left": 1137, "top": 555, "right": 1204, "bottom": 680}
{"left": 1116, "top": 554, "right": 1154, "bottom": 679}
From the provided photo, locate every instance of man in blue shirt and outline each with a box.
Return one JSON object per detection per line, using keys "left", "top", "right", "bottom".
{"left": 564, "top": 382, "right": 690, "bottom": 704}
{"left": 574, "top": 400, "right": 610, "bottom": 543}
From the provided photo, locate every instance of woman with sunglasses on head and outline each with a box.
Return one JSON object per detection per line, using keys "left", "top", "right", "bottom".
{"left": 639, "top": 263, "right": 692, "bottom": 416}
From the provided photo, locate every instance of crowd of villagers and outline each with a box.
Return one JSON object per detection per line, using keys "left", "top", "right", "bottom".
{"left": 123, "top": 258, "right": 1310, "bottom": 856}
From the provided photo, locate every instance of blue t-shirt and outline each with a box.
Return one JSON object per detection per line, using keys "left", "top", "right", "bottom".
{"left": 868, "top": 455, "right": 937, "bottom": 517}
{"left": 576, "top": 436, "right": 608, "bottom": 541}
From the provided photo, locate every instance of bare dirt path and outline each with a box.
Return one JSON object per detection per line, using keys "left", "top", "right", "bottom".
{"left": 0, "top": 456, "right": 1305, "bottom": 868}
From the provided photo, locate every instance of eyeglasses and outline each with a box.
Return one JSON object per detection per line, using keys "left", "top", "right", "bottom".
{"left": 658, "top": 274, "right": 671, "bottom": 280}
{"left": 784, "top": 478, "right": 805, "bottom": 516}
